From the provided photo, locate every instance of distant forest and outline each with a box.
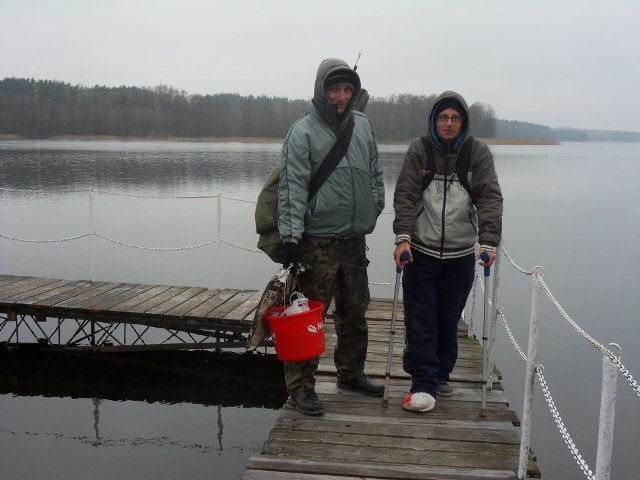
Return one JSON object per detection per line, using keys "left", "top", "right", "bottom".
{"left": 1, "top": 77, "right": 638, "bottom": 142}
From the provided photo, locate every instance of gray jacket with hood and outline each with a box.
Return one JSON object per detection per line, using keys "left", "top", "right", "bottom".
{"left": 393, "top": 91, "right": 503, "bottom": 258}
{"left": 278, "top": 58, "right": 385, "bottom": 243}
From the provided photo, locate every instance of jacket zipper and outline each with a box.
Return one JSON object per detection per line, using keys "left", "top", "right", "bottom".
{"left": 439, "top": 175, "right": 448, "bottom": 258}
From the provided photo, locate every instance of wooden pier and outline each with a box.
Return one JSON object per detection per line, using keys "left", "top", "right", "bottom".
{"left": 0, "top": 274, "right": 539, "bottom": 478}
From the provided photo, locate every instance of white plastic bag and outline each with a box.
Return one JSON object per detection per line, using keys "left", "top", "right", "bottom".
{"left": 284, "top": 292, "right": 310, "bottom": 315}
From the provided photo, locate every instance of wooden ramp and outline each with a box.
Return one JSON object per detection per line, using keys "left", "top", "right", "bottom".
{"left": 0, "top": 274, "right": 262, "bottom": 350}
{"left": 243, "top": 302, "right": 540, "bottom": 479}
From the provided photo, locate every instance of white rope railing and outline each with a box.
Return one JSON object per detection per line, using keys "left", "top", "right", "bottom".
{"left": 0, "top": 233, "right": 91, "bottom": 243}
{"left": 492, "top": 292, "right": 596, "bottom": 479}
{"left": 0, "top": 186, "right": 391, "bottom": 287}
{"left": 477, "top": 242, "right": 637, "bottom": 479}
{"left": 499, "top": 244, "right": 638, "bottom": 395}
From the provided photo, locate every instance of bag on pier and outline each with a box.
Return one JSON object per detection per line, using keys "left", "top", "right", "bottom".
{"left": 246, "top": 267, "right": 300, "bottom": 351}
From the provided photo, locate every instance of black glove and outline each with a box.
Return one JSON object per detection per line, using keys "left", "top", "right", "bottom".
{"left": 282, "top": 242, "right": 300, "bottom": 271}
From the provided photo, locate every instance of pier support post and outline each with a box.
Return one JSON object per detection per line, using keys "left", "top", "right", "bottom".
{"left": 595, "top": 343, "right": 621, "bottom": 480}
{"left": 518, "top": 266, "right": 543, "bottom": 479}
{"left": 216, "top": 193, "right": 222, "bottom": 290}
{"left": 488, "top": 246, "right": 502, "bottom": 389}
{"left": 89, "top": 188, "right": 95, "bottom": 282}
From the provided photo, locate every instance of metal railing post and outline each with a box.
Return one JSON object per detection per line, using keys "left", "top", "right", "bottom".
{"left": 518, "top": 266, "right": 544, "bottom": 479}
{"left": 595, "top": 343, "right": 621, "bottom": 480}
{"left": 216, "top": 193, "right": 222, "bottom": 290}
{"left": 89, "top": 188, "right": 95, "bottom": 282}
{"left": 488, "top": 246, "right": 502, "bottom": 389}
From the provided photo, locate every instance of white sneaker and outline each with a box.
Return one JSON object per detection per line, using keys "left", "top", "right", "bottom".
{"left": 402, "top": 392, "right": 436, "bottom": 412}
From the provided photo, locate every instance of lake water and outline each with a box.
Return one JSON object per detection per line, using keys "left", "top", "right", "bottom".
{"left": 1, "top": 139, "right": 639, "bottom": 479}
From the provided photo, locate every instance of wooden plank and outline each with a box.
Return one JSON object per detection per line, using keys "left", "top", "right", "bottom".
{"left": 88, "top": 284, "right": 158, "bottom": 311}
{"left": 36, "top": 281, "right": 108, "bottom": 307}
{"left": 205, "top": 290, "right": 253, "bottom": 318}
{"left": 54, "top": 282, "right": 126, "bottom": 309}
{"left": 162, "top": 289, "right": 221, "bottom": 317}
{"left": 243, "top": 457, "right": 520, "bottom": 479}
{"left": 0, "top": 276, "right": 39, "bottom": 292}
{"left": 26, "top": 280, "right": 92, "bottom": 306}
{"left": 182, "top": 289, "right": 240, "bottom": 318}
{"left": 0, "top": 277, "right": 60, "bottom": 299}
{"left": 73, "top": 283, "right": 141, "bottom": 309}
{"left": 222, "top": 291, "right": 261, "bottom": 320}
{"left": 125, "top": 286, "right": 194, "bottom": 314}
{"left": 107, "top": 284, "right": 172, "bottom": 313}
{"left": 4, "top": 279, "right": 71, "bottom": 302}
{"left": 273, "top": 413, "right": 518, "bottom": 444}
{"left": 144, "top": 287, "right": 208, "bottom": 315}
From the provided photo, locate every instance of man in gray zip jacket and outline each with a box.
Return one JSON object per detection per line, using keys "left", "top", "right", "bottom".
{"left": 392, "top": 91, "right": 503, "bottom": 412}
{"left": 278, "top": 57, "right": 385, "bottom": 415}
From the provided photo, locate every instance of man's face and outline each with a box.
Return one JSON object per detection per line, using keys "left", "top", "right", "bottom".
{"left": 435, "top": 107, "right": 463, "bottom": 143}
{"left": 326, "top": 84, "right": 353, "bottom": 114}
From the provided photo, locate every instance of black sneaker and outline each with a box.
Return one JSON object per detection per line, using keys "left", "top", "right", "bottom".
{"left": 291, "top": 388, "right": 324, "bottom": 415}
{"left": 437, "top": 378, "right": 454, "bottom": 397}
{"left": 337, "top": 373, "right": 384, "bottom": 397}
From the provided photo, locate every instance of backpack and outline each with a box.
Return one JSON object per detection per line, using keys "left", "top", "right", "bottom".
{"left": 420, "top": 136, "right": 475, "bottom": 201}
{"left": 255, "top": 166, "right": 283, "bottom": 262}
{"left": 255, "top": 116, "right": 355, "bottom": 263}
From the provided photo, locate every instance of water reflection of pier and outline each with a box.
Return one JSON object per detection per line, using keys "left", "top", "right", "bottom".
{"left": 0, "top": 348, "right": 286, "bottom": 408}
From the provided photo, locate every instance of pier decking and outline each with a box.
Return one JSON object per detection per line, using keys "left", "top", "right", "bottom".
{"left": 0, "top": 275, "right": 539, "bottom": 478}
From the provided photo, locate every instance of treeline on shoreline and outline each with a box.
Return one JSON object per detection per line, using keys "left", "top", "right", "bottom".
{"left": 1, "top": 77, "right": 638, "bottom": 143}
{"left": 0, "top": 77, "right": 497, "bottom": 142}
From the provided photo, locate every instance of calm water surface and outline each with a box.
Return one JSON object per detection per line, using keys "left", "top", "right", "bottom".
{"left": 1, "top": 139, "right": 639, "bottom": 479}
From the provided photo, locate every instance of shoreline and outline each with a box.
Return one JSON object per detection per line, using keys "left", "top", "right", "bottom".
{"left": 0, "top": 133, "right": 559, "bottom": 145}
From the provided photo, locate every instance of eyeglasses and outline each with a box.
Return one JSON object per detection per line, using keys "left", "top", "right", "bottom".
{"left": 436, "top": 114, "right": 463, "bottom": 124}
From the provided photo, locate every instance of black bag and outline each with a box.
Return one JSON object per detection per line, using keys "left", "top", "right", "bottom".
{"left": 255, "top": 116, "right": 355, "bottom": 263}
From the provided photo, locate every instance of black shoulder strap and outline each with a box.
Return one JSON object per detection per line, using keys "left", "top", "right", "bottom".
{"left": 456, "top": 136, "right": 474, "bottom": 200}
{"left": 419, "top": 136, "right": 436, "bottom": 193}
{"left": 420, "top": 136, "right": 475, "bottom": 201}
{"left": 308, "top": 115, "right": 355, "bottom": 201}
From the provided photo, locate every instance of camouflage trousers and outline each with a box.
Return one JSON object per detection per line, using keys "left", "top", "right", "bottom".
{"left": 284, "top": 235, "right": 371, "bottom": 397}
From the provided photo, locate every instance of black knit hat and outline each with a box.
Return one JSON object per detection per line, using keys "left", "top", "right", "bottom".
{"left": 325, "top": 72, "right": 355, "bottom": 90}
{"left": 435, "top": 98, "right": 464, "bottom": 116}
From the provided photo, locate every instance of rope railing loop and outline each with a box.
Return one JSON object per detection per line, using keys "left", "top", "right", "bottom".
{"left": 499, "top": 243, "right": 534, "bottom": 275}
{"left": 0, "top": 232, "right": 90, "bottom": 243}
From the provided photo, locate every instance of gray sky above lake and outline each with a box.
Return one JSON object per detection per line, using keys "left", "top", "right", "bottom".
{"left": 2, "top": 0, "right": 639, "bottom": 132}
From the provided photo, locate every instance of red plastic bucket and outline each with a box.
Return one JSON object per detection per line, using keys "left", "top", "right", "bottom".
{"left": 264, "top": 300, "right": 325, "bottom": 362}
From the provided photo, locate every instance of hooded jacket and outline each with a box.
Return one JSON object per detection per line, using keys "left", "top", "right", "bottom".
{"left": 278, "top": 58, "right": 385, "bottom": 243}
{"left": 393, "top": 91, "right": 503, "bottom": 258}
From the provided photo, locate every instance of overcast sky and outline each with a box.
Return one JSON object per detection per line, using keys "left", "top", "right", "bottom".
{"left": 2, "top": 0, "right": 639, "bottom": 132}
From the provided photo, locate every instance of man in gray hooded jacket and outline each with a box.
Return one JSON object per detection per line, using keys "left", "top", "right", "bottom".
{"left": 278, "top": 57, "right": 385, "bottom": 415}
{"left": 393, "top": 91, "right": 503, "bottom": 413}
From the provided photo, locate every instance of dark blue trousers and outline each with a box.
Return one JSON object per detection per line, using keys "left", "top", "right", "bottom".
{"left": 402, "top": 250, "right": 475, "bottom": 396}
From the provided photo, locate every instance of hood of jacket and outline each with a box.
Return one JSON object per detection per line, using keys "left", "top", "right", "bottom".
{"left": 311, "top": 58, "right": 362, "bottom": 132}
{"left": 427, "top": 90, "right": 470, "bottom": 151}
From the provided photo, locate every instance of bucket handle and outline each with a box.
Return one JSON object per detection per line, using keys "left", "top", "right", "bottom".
{"left": 289, "top": 291, "right": 307, "bottom": 304}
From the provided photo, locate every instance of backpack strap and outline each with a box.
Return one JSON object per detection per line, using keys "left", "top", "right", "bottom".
{"left": 308, "top": 115, "right": 355, "bottom": 201}
{"left": 420, "top": 136, "right": 475, "bottom": 202}
{"left": 456, "top": 136, "right": 474, "bottom": 201}
{"left": 419, "top": 136, "right": 436, "bottom": 193}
